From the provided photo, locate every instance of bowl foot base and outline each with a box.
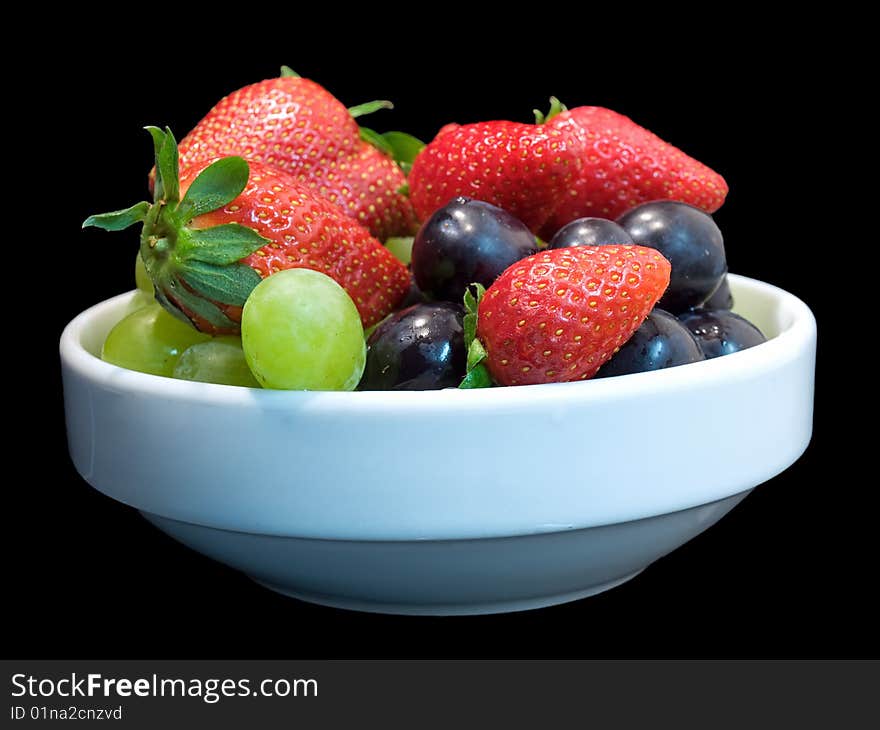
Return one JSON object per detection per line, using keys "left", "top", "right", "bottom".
{"left": 252, "top": 570, "right": 643, "bottom": 616}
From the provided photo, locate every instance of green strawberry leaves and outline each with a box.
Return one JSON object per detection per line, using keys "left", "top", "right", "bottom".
{"left": 179, "top": 224, "right": 270, "bottom": 265}
{"left": 83, "top": 126, "right": 271, "bottom": 332}
{"left": 279, "top": 65, "right": 300, "bottom": 78}
{"left": 459, "top": 364, "right": 493, "bottom": 389}
{"left": 163, "top": 276, "right": 239, "bottom": 330}
{"left": 82, "top": 201, "right": 150, "bottom": 231}
{"left": 359, "top": 126, "right": 395, "bottom": 157}
{"left": 350, "top": 100, "right": 396, "bottom": 156}
{"left": 382, "top": 131, "right": 425, "bottom": 175}
{"left": 462, "top": 283, "right": 484, "bottom": 346}
{"left": 348, "top": 100, "right": 394, "bottom": 119}
{"left": 178, "top": 261, "right": 262, "bottom": 307}
{"left": 533, "top": 96, "right": 568, "bottom": 125}
{"left": 176, "top": 156, "right": 250, "bottom": 222}
{"left": 358, "top": 125, "right": 425, "bottom": 175}
{"left": 147, "top": 125, "right": 180, "bottom": 203}
{"left": 346, "top": 95, "right": 425, "bottom": 176}
{"left": 459, "top": 283, "right": 493, "bottom": 389}
{"left": 84, "top": 128, "right": 259, "bottom": 233}
{"left": 466, "top": 338, "right": 488, "bottom": 372}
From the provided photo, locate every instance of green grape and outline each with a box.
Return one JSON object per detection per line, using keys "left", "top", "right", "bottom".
{"left": 384, "top": 236, "right": 414, "bottom": 266}
{"left": 117, "top": 290, "right": 155, "bottom": 320}
{"left": 135, "top": 252, "right": 154, "bottom": 294}
{"left": 173, "top": 337, "right": 261, "bottom": 388}
{"left": 241, "top": 269, "right": 365, "bottom": 390}
{"left": 363, "top": 313, "right": 390, "bottom": 341}
{"left": 102, "top": 302, "right": 210, "bottom": 377}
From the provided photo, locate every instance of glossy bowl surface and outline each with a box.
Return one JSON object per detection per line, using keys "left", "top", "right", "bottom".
{"left": 60, "top": 274, "right": 816, "bottom": 614}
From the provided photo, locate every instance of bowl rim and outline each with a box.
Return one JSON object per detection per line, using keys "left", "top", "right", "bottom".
{"left": 60, "top": 273, "right": 816, "bottom": 410}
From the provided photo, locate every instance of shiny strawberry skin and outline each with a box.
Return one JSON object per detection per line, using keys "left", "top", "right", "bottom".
{"left": 408, "top": 121, "right": 582, "bottom": 233}
{"left": 539, "top": 107, "right": 728, "bottom": 238}
{"left": 177, "top": 76, "right": 416, "bottom": 239}
{"left": 180, "top": 159, "right": 410, "bottom": 332}
{"left": 409, "top": 108, "right": 727, "bottom": 241}
{"left": 318, "top": 144, "right": 419, "bottom": 239}
{"left": 477, "top": 245, "right": 671, "bottom": 386}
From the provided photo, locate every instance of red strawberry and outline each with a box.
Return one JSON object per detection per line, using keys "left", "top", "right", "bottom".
{"left": 175, "top": 69, "right": 418, "bottom": 240}
{"left": 322, "top": 143, "right": 419, "bottom": 238}
{"left": 538, "top": 106, "right": 728, "bottom": 238}
{"left": 408, "top": 102, "right": 727, "bottom": 239}
{"left": 474, "top": 245, "right": 671, "bottom": 386}
{"left": 86, "top": 128, "right": 409, "bottom": 334}
{"left": 408, "top": 120, "right": 583, "bottom": 233}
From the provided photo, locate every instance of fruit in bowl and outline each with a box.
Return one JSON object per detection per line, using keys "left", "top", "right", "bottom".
{"left": 65, "top": 68, "right": 816, "bottom": 613}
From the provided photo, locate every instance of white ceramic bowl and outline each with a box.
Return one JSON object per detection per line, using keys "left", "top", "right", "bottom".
{"left": 60, "top": 274, "right": 816, "bottom": 615}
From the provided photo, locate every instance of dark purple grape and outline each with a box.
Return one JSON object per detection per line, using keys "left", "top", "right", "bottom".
{"left": 411, "top": 197, "right": 538, "bottom": 303}
{"left": 359, "top": 303, "right": 466, "bottom": 390}
{"left": 398, "top": 274, "right": 427, "bottom": 310}
{"left": 596, "top": 309, "right": 705, "bottom": 378}
{"left": 701, "top": 275, "right": 733, "bottom": 310}
{"left": 678, "top": 309, "right": 766, "bottom": 359}
{"left": 549, "top": 217, "right": 634, "bottom": 249}
{"left": 617, "top": 201, "right": 727, "bottom": 314}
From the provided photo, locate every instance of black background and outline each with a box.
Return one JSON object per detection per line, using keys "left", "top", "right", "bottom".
{"left": 10, "top": 24, "right": 872, "bottom": 659}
